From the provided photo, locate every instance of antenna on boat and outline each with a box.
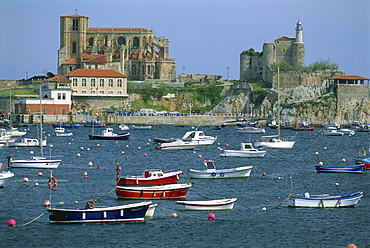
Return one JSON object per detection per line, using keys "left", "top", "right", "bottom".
{"left": 277, "top": 67, "right": 281, "bottom": 140}
{"left": 39, "top": 86, "right": 44, "bottom": 157}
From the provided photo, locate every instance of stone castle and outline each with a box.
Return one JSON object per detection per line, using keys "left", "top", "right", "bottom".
{"left": 240, "top": 20, "right": 305, "bottom": 86}
{"left": 58, "top": 14, "right": 176, "bottom": 81}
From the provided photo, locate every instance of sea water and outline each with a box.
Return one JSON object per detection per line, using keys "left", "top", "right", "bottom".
{"left": 1, "top": 124, "right": 369, "bottom": 247}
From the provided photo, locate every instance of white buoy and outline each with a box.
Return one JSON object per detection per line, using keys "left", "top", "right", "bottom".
{"left": 261, "top": 207, "right": 266, "bottom": 211}
{"left": 88, "top": 162, "right": 93, "bottom": 167}
{"left": 76, "top": 153, "right": 81, "bottom": 157}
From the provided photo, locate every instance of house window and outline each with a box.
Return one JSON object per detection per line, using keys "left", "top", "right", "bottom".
{"left": 108, "top": 90, "right": 113, "bottom": 95}
{"left": 62, "top": 109, "right": 66, "bottom": 115}
{"left": 117, "top": 90, "right": 122, "bottom": 95}
{"left": 82, "top": 78, "right": 86, "bottom": 87}
{"left": 62, "top": 93, "right": 66, "bottom": 100}
{"left": 99, "top": 90, "right": 105, "bottom": 94}
{"left": 90, "top": 90, "right": 96, "bottom": 94}
{"left": 58, "top": 93, "right": 61, "bottom": 100}
{"left": 108, "top": 79, "right": 113, "bottom": 87}
{"left": 72, "top": 19, "right": 79, "bottom": 31}
{"left": 99, "top": 79, "right": 104, "bottom": 87}
{"left": 81, "top": 90, "right": 87, "bottom": 94}
{"left": 117, "top": 79, "right": 122, "bottom": 87}
{"left": 90, "top": 78, "right": 96, "bottom": 87}
{"left": 72, "top": 78, "right": 77, "bottom": 87}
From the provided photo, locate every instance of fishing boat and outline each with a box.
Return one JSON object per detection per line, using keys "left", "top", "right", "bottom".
{"left": 288, "top": 191, "right": 363, "bottom": 208}
{"left": 188, "top": 160, "right": 253, "bottom": 179}
{"left": 355, "top": 157, "right": 370, "bottom": 170}
{"left": 176, "top": 198, "right": 237, "bottom": 211}
{"left": 323, "top": 127, "right": 344, "bottom": 136}
{"left": 115, "top": 183, "right": 192, "bottom": 200}
{"left": 7, "top": 138, "right": 47, "bottom": 147}
{"left": 153, "top": 137, "right": 179, "bottom": 143}
{"left": 50, "top": 122, "right": 80, "bottom": 129}
{"left": 5, "top": 127, "right": 27, "bottom": 137}
{"left": 337, "top": 128, "right": 355, "bottom": 135}
{"left": 0, "top": 171, "right": 14, "bottom": 187}
{"left": 82, "top": 120, "right": 106, "bottom": 128}
{"left": 116, "top": 170, "right": 183, "bottom": 186}
{"left": 156, "top": 140, "right": 198, "bottom": 150}
{"left": 292, "top": 126, "right": 315, "bottom": 131}
{"left": 235, "top": 127, "right": 265, "bottom": 134}
{"left": 8, "top": 87, "right": 62, "bottom": 169}
{"left": 47, "top": 201, "right": 153, "bottom": 224}
{"left": 315, "top": 163, "right": 364, "bottom": 173}
{"left": 89, "top": 128, "right": 130, "bottom": 140}
{"left": 219, "top": 143, "right": 266, "bottom": 158}
{"left": 54, "top": 127, "right": 73, "bottom": 137}
{"left": 133, "top": 125, "right": 152, "bottom": 130}
{"left": 181, "top": 130, "right": 217, "bottom": 145}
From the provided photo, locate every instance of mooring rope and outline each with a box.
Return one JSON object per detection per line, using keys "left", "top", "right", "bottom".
{"left": 94, "top": 187, "right": 116, "bottom": 202}
{"left": 273, "top": 193, "right": 293, "bottom": 209}
{"left": 20, "top": 213, "right": 45, "bottom": 226}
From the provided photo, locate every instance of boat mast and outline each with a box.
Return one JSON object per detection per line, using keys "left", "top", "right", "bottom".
{"left": 39, "top": 86, "right": 43, "bottom": 157}
{"left": 277, "top": 67, "right": 281, "bottom": 140}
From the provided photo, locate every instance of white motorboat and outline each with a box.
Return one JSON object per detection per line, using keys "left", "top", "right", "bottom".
{"left": 54, "top": 127, "right": 73, "bottom": 137}
{"left": 189, "top": 160, "right": 253, "bottom": 178}
{"left": 119, "top": 124, "right": 129, "bottom": 130}
{"left": 181, "top": 130, "right": 217, "bottom": 146}
{"left": 323, "top": 127, "right": 344, "bottom": 136}
{"left": 176, "top": 198, "right": 237, "bottom": 211}
{"left": 9, "top": 157, "right": 61, "bottom": 169}
{"left": 5, "top": 127, "right": 27, "bottom": 137}
{"left": 133, "top": 125, "right": 152, "bottom": 130}
{"left": 338, "top": 128, "right": 355, "bottom": 135}
{"left": 253, "top": 135, "right": 295, "bottom": 149}
{"left": 156, "top": 140, "right": 197, "bottom": 150}
{"left": 0, "top": 171, "right": 14, "bottom": 187}
{"left": 220, "top": 143, "right": 266, "bottom": 158}
{"left": 7, "top": 138, "right": 47, "bottom": 147}
{"left": 89, "top": 128, "right": 130, "bottom": 140}
{"left": 235, "top": 127, "right": 265, "bottom": 134}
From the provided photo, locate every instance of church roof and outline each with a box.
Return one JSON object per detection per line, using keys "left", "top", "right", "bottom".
{"left": 275, "top": 36, "right": 295, "bottom": 41}
{"left": 328, "top": 75, "right": 370, "bottom": 80}
{"left": 64, "top": 69, "right": 127, "bottom": 78}
{"left": 89, "top": 28, "right": 148, "bottom": 32}
{"left": 61, "top": 58, "right": 80, "bottom": 65}
{"left": 83, "top": 55, "right": 107, "bottom": 63}
{"left": 60, "top": 14, "right": 88, "bottom": 18}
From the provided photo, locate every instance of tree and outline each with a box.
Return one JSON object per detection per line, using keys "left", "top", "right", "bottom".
{"left": 309, "top": 58, "right": 339, "bottom": 72}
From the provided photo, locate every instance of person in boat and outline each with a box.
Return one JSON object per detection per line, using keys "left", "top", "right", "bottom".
{"left": 115, "top": 162, "right": 122, "bottom": 179}
{"left": 85, "top": 200, "right": 94, "bottom": 209}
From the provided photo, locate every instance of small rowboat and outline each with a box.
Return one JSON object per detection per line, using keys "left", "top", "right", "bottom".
{"left": 115, "top": 183, "right": 192, "bottom": 200}
{"left": 133, "top": 125, "right": 152, "bottom": 130}
{"left": 189, "top": 160, "right": 253, "bottom": 179}
{"left": 219, "top": 143, "right": 266, "bottom": 158}
{"left": 176, "top": 198, "right": 237, "bottom": 211}
{"left": 116, "top": 170, "right": 183, "bottom": 186}
{"left": 235, "top": 127, "right": 265, "bottom": 134}
{"left": 288, "top": 191, "right": 363, "bottom": 208}
{"left": 89, "top": 128, "right": 130, "bottom": 140}
{"left": 47, "top": 201, "right": 153, "bottom": 224}
{"left": 315, "top": 164, "right": 364, "bottom": 173}
{"left": 0, "top": 171, "right": 14, "bottom": 187}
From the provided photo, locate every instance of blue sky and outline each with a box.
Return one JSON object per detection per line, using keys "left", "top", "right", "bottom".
{"left": 0, "top": 0, "right": 369, "bottom": 80}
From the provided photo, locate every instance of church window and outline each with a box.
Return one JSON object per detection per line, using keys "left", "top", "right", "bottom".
{"left": 147, "top": 65, "right": 151, "bottom": 74}
{"left": 133, "top": 37, "right": 140, "bottom": 47}
{"left": 142, "top": 65, "right": 145, "bottom": 74}
{"left": 117, "top": 79, "right": 122, "bottom": 88}
{"left": 88, "top": 37, "right": 94, "bottom": 46}
{"left": 108, "top": 79, "right": 113, "bottom": 87}
{"left": 118, "top": 37, "right": 126, "bottom": 46}
{"left": 72, "top": 19, "right": 79, "bottom": 31}
{"left": 72, "top": 42, "right": 77, "bottom": 54}
{"left": 104, "top": 36, "right": 108, "bottom": 46}
{"left": 99, "top": 79, "right": 104, "bottom": 87}
{"left": 132, "top": 65, "right": 137, "bottom": 75}
{"left": 69, "top": 66, "right": 73, "bottom": 72}
{"left": 90, "top": 78, "right": 96, "bottom": 87}
{"left": 82, "top": 78, "right": 87, "bottom": 87}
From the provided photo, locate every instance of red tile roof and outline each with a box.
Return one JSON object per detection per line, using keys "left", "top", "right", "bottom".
{"left": 275, "top": 36, "right": 295, "bottom": 41}
{"left": 62, "top": 58, "right": 80, "bottom": 65}
{"left": 43, "top": 75, "right": 71, "bottom": 82}
{"left": 328, "top": 75, "right": 370, "bottom": 80}
{"left": 89, "top": 27, "right": 148, "bottom": 32}
{"left": 83, "top": 55, "right": 107, "bottom": 63}
{"left": 64, "top": 69, "right": 127, "bottom": 78}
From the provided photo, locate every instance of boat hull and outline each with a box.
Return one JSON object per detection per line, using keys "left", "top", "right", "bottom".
{"left": 189, "top": 166, "right": 253, "bottom": 179}
{"left": 315, "top": 164, "right": 364, "bottom": 173}
{"left": 0, "top": 171, "right": 14, "bottom": 187}
{"left": 176, "top": 198, "right": 237, "bottom": 211}
{"left": 220, "top": 150, "right": 266, "bottom": 158}
{"left": 115, "top": 183, "right": 191, "bottom": 200}
{"left": 89, "top": 133, "right": 130, "bottom": 140}
{"left": 253, "top": 141, "right": 295, "bottom": 149}
{"left": 117, "top": 171, "right": 182, "bottom": 186}
{"left": 156, "top": 141, "right": 197, "bottom": 150}
{"left": 83, "top": 124, "right": 106, "bottom": 128}
{"left": 235, "top": 128, "right": 265, "bottom": 134}
{"left": 47, "top": 202, "right": 152, "bottom": 224}
{"left": 10, "top": 158, "right": 61, "bottom": 169}
{"left": 289, "top": 192, "right": 363, "bottom": 208}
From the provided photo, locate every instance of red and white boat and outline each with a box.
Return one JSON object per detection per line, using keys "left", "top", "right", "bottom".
{"left": 116, "top": 170, "right": 183, "bottom": 186}
{"left": 355, "top": 157, "right": 370, "bottom": 170}
{"left": 115, "top": 183, "right": 192, "bottom": 200}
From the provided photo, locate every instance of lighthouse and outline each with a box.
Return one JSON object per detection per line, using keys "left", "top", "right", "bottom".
{"left": 295, "top": 20, "right": 303, "bottom": 43}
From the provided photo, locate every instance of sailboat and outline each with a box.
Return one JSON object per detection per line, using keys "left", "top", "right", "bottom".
{"left": 9, "top": 87, "right": 62, "bottom": 169}
{"left": 253, "top": 68, "right": 296, "bottom": 149}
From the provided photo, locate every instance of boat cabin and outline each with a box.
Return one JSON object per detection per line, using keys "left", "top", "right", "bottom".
{"left": 203, "top": 160, "right": 216, "bottom": 172}
{"left": 241, "top": 143, "right": 258, "bottom": 151}
{"left": 102, "top": 128, "right": 115, "bottom": 136}
{"left": 182, "top": 131, "right": 207, "bottom": 140}
{"left": 144, "top": 170, "right": 164, "bottom": 178}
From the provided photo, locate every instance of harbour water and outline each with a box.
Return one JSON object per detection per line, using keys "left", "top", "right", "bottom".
{"left": 1, "top": 124, "right": 369, "bottom": 247}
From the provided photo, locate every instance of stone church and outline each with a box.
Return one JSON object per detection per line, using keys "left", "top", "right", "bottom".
{"left": 58, "top": 14, "right": 176, "bottom": 81}
{"left": 240, "top": 20, "right": 305, "bottom": 84}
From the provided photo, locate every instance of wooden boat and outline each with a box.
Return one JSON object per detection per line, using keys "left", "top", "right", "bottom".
{"left": 292, "top": 126, "right": 315, "bottom": 131}
{"left": 176, "top": 198, "right": 237, "bottom": 211}
{"left": 219, "top": 143, "right": 266, "bottom": 158}
{"left": 115, "top": 183, "right": 192, "bottom": 200}
{"left": 54, "top": 127, "right": 73, "bottom": 137}
{"left": 189, "top": 160, "right": 253, "bottom": 179}
{"left": 0, "top": 171, "right": 14, "bottom": 187}
{"left": 132, "top": 125, "right": 152, "bottom": 130}
{"left": 288, "top": 191, "right": 363, "bottom": 208}
{"left": 50, "top": 122, "right": 80, "bottom": 129}
{"left": 82, "top": 120, "right": 106, "bottom": 128}
{"left": 7, "top": 138, "right": 47, "bottom": 147}
{"left": 89, "top": 128, "right": 130, "bottom": 140}
{"left": 116, "top": 170, "right": 183, "bottom": 186}
{"left": 253, "top": 135, "right": 295, "bottom": 149}
{"left": 156, "top": 140, "right": 197, "bottom": 150}
{"left": 181, "top": 130, "right": 217, "bottom": 146}
{"left": 235, "top": 127, "right": 265, "bottom": 134}
{"left": 315, "top": 164, "right": 364, "bottom": 173}
{"left": 47, "top": 201, "right": 153, "bottom": 224}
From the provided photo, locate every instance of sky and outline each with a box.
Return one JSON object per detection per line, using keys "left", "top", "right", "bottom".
{"left": 0, "top": 0, "right": 369, "bottom": 80}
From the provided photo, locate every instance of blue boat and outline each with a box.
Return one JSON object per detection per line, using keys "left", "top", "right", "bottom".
{"left": 315, "top": 164, "right": 364, "bottom": 173}
{"left": 47, "top": 201, "right": 152, "bottom": 224}
{"left": 51, "top": 122, "right": 80, "bottom": 129}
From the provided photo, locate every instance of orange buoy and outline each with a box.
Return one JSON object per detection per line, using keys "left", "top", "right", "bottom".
{"left": 42, "top": 200, "right": 51, "bottom": 207}
{"left": 97, "top": 165, "right": 101, "bottom": 169}
{"left": 171, "top": 213, "right": 177, "bottom": 218}
{"left": 197, "top": 155, "right": 202, "bottom": 158}
{"left": 262, "top": 173, "right": 267, "bottom": 176}
{"left": 137, "top": 147, "right": 141, "bottom": 150}
{"left": 23, "top": 177, "right": 29, "bottom": 182}
{"left": 37, "top": 172, "right": 43, "bottom": 176}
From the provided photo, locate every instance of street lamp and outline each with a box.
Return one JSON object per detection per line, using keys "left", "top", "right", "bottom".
{"left": 226, "top": 66, "right": 230, "bottom": 80}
